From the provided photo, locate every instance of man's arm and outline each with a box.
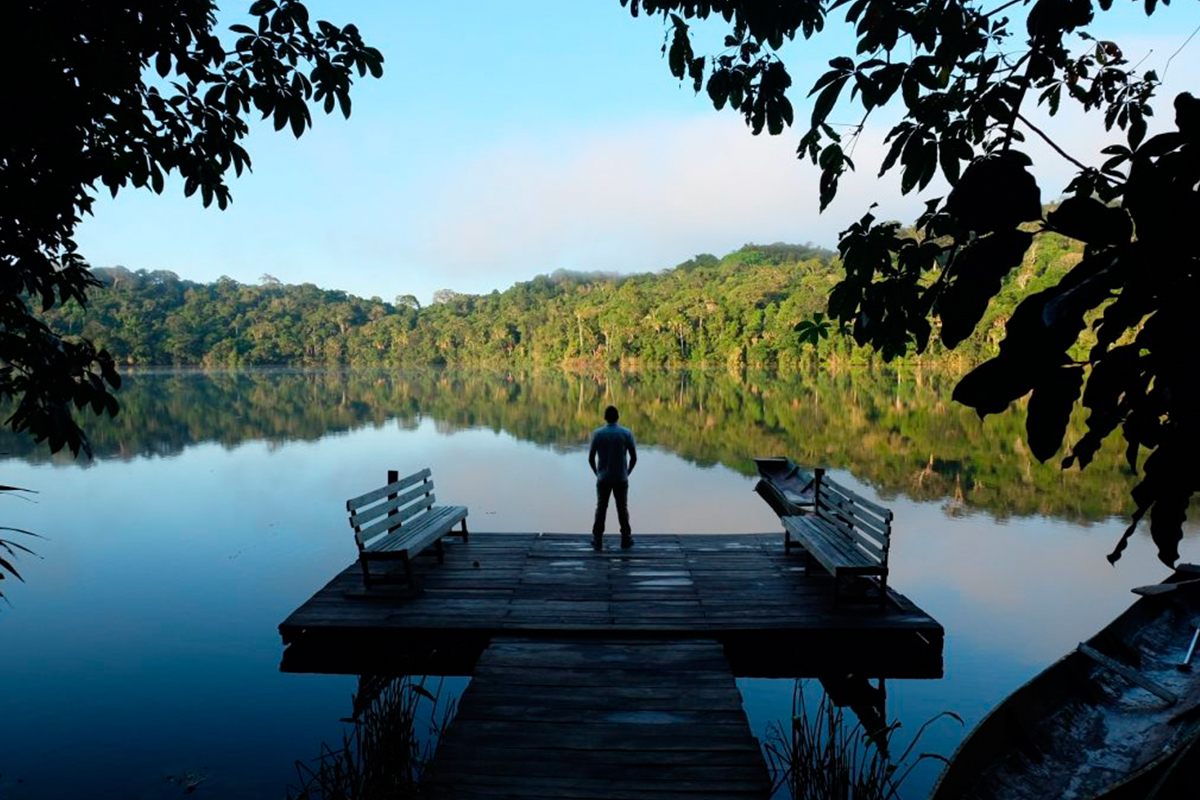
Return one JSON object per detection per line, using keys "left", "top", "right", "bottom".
{"left": 626, "top": 431, "right": 637, "bottom": 475}
{"left": 588, "top": 433, "right": 598, "bottom": 475}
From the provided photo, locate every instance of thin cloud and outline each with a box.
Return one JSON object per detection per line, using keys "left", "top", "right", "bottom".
{"left": 405, "top": 115, "right": 919, "bottom": 280}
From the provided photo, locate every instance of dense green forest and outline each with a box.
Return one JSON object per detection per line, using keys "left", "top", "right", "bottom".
{"left": 2, "top": 368, "right": 1142, "bottom": 524}
{"left": 45, "top": 236, "right": 1086, "bottom": 369}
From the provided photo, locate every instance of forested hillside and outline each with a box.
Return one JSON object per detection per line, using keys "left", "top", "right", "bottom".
{"left": 47, "top": 237, "right": 1085, "bottom": 369}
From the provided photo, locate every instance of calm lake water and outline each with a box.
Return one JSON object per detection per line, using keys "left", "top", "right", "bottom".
{"left": 0, "top": 368, "right": 1192, "bottom": 799}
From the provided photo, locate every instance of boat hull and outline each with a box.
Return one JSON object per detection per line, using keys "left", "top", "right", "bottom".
{"left": 752, "top": 456, "right": 814, "bottom": 517}
{"left": 930, "top": 568, "right": 1200, "bottom": 800}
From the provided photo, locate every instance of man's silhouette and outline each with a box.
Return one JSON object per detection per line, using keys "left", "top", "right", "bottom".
{"left": 588, "top": 405, "right": 637, "bottom": 549}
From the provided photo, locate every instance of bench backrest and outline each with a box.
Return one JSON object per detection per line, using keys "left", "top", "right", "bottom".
{"left": 346, "top": 468, "right": 436, "bottom": 550}
{"left": 812, "top": 468, "right": 893, "bottom": 566}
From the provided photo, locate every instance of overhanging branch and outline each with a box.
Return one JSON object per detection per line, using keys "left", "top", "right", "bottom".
{"left": 1016, "top": 112, "right": 1090, "bottom": 171}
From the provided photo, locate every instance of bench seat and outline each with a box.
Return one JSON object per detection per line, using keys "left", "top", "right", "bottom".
{"left": 363, "top": 505, "right": 467, "bottom": 558}
{"left": 348, "top": 468, "right": 468, "bottom": 590}
{"left": 783, "top": 514, "right": 880, "bottom": 574}
{"left": 780, "top": 468, "right": 892, "bottom": 607}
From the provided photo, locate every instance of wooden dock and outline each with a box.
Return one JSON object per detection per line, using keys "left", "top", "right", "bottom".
{"left": 423, "top": 637, "right": 771, "bottom": 799}
{"left": 280, "top": 533, "right": 944, "bottom": 798}
{"left": 281, "top": 533, "right": 942, "bottom": 672}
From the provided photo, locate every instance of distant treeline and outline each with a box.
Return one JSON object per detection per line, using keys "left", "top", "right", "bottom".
{"left": 46, "top": 238, "right": 1085, "bottom": 369}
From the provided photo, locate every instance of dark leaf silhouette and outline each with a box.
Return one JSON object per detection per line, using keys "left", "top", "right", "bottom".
{"left": 1046, "top": 197, "right": 1132, "bottom": 246}
{"left": 952, "top": 358, "right": 1036, "bottom": 417}
{"left": 945, "top": 154, "right": 1043, "bottom": 234}
{"left": 1027, "top": 366, "right": 1086, "bottom": 462}
{"left": 937, "top": 231, "right": 1034, "bottom": 349}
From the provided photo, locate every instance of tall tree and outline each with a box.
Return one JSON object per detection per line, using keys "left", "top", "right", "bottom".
{"left": 2, "top": 0, "right": 382, "bottom": 455}
{"left": 395, "top": 294, "right": 422, "bottom": 310}
{"left": 624, "top": 0, "right": 1197, "bottom": 565}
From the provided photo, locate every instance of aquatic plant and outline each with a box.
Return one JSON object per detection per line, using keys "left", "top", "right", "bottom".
{"left": 0, "top": 484, "right": 41, "bottom": 605}
{"left": 288, "top": 676, "right": 456, "bottom": 800}
{"left": 764, "top": 681, "right": 960, "bottom": 800}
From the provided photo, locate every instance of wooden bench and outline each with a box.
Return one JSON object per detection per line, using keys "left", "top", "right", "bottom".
{"left": 346, "top": 468, "right": 468, "bottom": 589}
{"left": 781, "top": 468, "right": 893, "bottom": 607}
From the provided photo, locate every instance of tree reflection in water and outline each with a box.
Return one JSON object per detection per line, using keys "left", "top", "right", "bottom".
{"left": 2, "top": 366, "right": 1146, "bottom": 523}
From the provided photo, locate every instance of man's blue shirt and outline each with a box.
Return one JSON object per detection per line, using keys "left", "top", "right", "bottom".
{"left": 589, "top": 423, "right": 636, "bottom": 483}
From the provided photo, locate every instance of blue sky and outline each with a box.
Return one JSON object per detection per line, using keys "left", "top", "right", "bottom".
{"left": 76, "top": 0, "right": 1200, "bottom": 305}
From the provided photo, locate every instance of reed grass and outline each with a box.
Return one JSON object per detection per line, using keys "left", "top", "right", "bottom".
{"left": 763, "top": 680, "right": 960, "bottom": 800}
{"left": 288, "top": 676, "right": 457, "bottom": 800}
{"left": 0, "top": 483, "right": 41, "bottom": 606}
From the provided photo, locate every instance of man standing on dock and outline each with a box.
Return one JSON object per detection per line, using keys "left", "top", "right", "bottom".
{"left": 589, "top": 405, "right": 637, "bottom": 550}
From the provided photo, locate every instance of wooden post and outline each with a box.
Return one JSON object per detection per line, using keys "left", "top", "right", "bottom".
{"left": 375, "top": 469, "right": 398, "bottom": 590}
{"left": 880, "top": 508, "right": 893, "bottom": 609}
{"left": 814, "top": 469, "right": 835, "bottom": 604}
{"left": 387, "top": 469, "right": 399, "bottom": 533}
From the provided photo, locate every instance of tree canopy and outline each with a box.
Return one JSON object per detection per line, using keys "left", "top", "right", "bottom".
{"left": 45, "top": 239, "right": 1088, "bottom": 370}
{"left": 624, "top": 0, "right": 1198, "bottom": 566}
{"left": 2, "top": 0, "right": 381, "bottom": 455}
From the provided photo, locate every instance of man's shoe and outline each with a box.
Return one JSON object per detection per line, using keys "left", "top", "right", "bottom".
{"left": 620, "top": 535, "right": 634, "bottom": 549}
{"left": 592, "top": 535, "right": 603, "bottom": 551}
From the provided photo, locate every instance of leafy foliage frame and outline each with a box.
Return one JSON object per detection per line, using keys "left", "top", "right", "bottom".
{"left": 625, "top": 0, "right": 1197, "bottom": 565}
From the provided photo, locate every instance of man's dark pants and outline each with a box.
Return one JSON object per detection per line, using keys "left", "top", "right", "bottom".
{"left": 593, "top": 480, "right": 631, "bottom": 538}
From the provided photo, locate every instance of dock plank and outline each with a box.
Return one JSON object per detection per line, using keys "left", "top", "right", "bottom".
{"left": 424, "top": 637, "right": 771, "bottom": 799}
{"left": 281, "top": 532, "right": 945, "bottom": 794}
{"left": 279, "top": 533, "right": 943, "bottom": 657}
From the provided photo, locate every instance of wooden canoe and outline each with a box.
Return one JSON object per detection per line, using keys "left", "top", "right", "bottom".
{"left": 929, "top": 565, "right": 1200, "bottom": 800}
{"left": 752, "top": 456, "right": 815, "bottom": 517}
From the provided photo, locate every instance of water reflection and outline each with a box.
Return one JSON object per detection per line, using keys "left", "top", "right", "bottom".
{"left": 4, "top": 367, "right": 1142, "bottom": 523}
{"left": 288, "top": 674, "right": 462, "bottom": 800}
{"left": 283, "top": 634, "right": 912, "bottom": 800}
{"left": 0, "top": 367, "right": 1190, "bottom": 799}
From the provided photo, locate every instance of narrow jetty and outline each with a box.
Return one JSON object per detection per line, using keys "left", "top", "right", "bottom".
{"left": 280, "top": 533, "right": 944, "bottom": 798}
{"left": 423, "top": 637, "right": 771, "bottom": 799}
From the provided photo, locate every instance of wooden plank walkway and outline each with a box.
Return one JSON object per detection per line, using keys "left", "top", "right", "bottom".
{"left": 423, "top": 637, "right": 772, "bottom": 800}
{"left": 280, "top": 533, "right": 942, "bottom": 679}
{"left": 282, "top": 533, "right": 944, "bottom": 797}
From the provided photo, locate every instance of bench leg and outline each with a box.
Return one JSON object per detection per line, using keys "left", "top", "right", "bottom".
{"left": 435, "top": 537, "right": 446, "bottom": 564}
{"left": 460, "top": 518, "right": 469, "bottom": 541}
{"left": 403, "top": 557, "right": 418, "bottom": 590}
{"left": 784, "top": 526, "right": 792, "bottom": 552}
